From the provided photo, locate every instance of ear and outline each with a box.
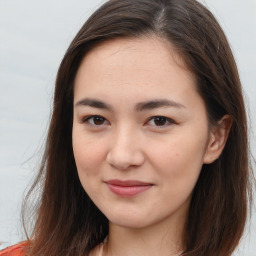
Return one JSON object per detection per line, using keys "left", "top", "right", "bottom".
{"left": 203, "top": 115, "right": 232, "bottom": 164}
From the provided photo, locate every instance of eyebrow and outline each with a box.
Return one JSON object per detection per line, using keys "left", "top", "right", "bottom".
{"left": 75, "top": 98, "right": 113, "bottom": 110}
{"left": 75, "top": 98, "right": 185, "bottom": 111}
{"left": 135, "top": 99, "right": 185, "bottom": 111}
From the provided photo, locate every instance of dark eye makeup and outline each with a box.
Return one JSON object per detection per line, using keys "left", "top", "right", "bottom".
{"left": 146, "top": 116, "right": 176, "bottom": 127}
{"left": 82, "top": 115, "right": 108, "bottom": 126}
{"left": 81, "top": 115, "right": 176, "bottom": 128}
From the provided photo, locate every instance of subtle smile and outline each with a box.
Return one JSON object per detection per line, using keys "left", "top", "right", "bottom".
{"left": 105, "top": 179, "right": 153, "bottom": 197}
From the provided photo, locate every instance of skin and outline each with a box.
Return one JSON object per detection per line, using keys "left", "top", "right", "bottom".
{"left": 72, "top": 37, "right": 230, "bottom": 256}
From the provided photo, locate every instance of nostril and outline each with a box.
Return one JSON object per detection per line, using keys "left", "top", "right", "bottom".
{"left": 106, "top": 148, "right": 145, "bottom": 170}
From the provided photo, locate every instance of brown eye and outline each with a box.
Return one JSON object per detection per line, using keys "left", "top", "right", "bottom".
{"left": 92, "top": 116, "right": 105, "bottom": 125}
{"left": 153, "top": 117, "right": 168, "bottom": 126}
{"left": 83, "top": 115, "right": 108, "bottom": 126}
{"left": 147, "top": 116, "right": 176, "bottom": 128}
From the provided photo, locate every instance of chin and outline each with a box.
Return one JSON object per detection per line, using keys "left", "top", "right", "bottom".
{"left": 104, "top": 210, "right": 148, "bottom": 229}
{"left": 109, "top": 217, "right": 149, "bottom": 229}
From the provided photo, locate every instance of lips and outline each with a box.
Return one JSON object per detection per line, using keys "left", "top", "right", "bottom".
{"left": 105, "top": 179, "right": 153, "bottom": 197}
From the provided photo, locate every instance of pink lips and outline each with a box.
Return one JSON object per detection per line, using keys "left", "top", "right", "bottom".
{"left": 105, "top": 179, "right": 153, "bottom": 197}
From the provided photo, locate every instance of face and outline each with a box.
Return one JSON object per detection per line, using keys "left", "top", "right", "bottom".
{"left": 72, "top": 37, "right": 213, "bottom": 230}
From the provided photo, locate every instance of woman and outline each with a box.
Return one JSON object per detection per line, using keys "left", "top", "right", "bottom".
{"left": 1, "top": 0, "right": 253, "bottom": 255}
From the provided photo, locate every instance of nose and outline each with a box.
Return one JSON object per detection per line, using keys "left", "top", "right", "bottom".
{"left": 106, "top": 128, "right": 145, "bottom": 170}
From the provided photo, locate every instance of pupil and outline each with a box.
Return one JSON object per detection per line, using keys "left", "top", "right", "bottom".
{"left": 154, "top": 117, "right": 166, "bottom": 126}
{"left": 94, "top": 116, "right": 104, "bottom": 125}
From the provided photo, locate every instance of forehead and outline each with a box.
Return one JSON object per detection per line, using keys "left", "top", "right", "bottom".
{"left": 73, "top": 37, "right": 200, "bottom": 108}
{"left": 79, "top": 36, "right": 189, "bottom": 73}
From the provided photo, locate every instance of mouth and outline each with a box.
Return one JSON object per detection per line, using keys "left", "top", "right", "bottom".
{"left": 105, "top": 179, "right": 153, "bottom": 197}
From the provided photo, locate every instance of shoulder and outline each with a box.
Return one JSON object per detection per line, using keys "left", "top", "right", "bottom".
{"left": 0, "top": 242, "right": 28, "bottom": 256}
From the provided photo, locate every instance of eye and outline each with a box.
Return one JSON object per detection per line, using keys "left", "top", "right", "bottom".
{"left": 82, "top": 115, "right": 109, "bottom": 126}
{"left": 147, "top": 116, "right": 176, "bottom": 127}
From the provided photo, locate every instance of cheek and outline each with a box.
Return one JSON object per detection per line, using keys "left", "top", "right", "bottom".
{"left": 72, "top": 131, "right": 106, "bottom": 178}
{"left": 148, "top": 132, "right": 208, "bottom": 181}
{"left": 72, "top": 134, "right": 107, "bottom": 199}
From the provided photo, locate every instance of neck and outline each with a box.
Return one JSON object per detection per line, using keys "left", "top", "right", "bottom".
{"left": 104, "top": 220, "right": 185, "bottom": 256}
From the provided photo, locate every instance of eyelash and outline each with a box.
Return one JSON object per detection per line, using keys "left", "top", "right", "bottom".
{"left": 82, "top": 115, "right": 109, "bottom": 126}
{"left": 81, "top": 115, "right": 176, "bottom": 128}
{"left": 146, "top": 116, "right": 176, "bottom": 128}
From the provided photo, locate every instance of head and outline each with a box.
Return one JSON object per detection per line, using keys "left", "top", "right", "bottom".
{"left": 24, "top": 1, "right": 251, "bottom": 256}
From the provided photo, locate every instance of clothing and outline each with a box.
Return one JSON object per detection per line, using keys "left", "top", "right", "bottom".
{"left": 0, "top": 241, "right": 105, "bottom": 256}
{"left": 0, "top": 242, "right": 27, "bottom": 256}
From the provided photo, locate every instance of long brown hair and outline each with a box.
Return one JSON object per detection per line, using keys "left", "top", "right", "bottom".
{"left": 22, "top": 0, "right": 253, "bottom": 255}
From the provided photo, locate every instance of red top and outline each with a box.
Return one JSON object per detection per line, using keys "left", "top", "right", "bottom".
{"left": 0, "top": 242, "right": 27, "bottom": 256}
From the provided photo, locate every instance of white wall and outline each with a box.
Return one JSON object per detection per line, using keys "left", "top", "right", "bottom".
{"left": 0, "top": 1, "right": 255, "bottom": 255}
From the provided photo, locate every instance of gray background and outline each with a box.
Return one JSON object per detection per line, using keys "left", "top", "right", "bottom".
{"left": 0, "top": 0, "right": 255, "bottom": 255}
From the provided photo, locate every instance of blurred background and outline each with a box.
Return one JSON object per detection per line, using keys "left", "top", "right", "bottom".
{"left": 0, "top": 0, "right": 255, "bottom": 255}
